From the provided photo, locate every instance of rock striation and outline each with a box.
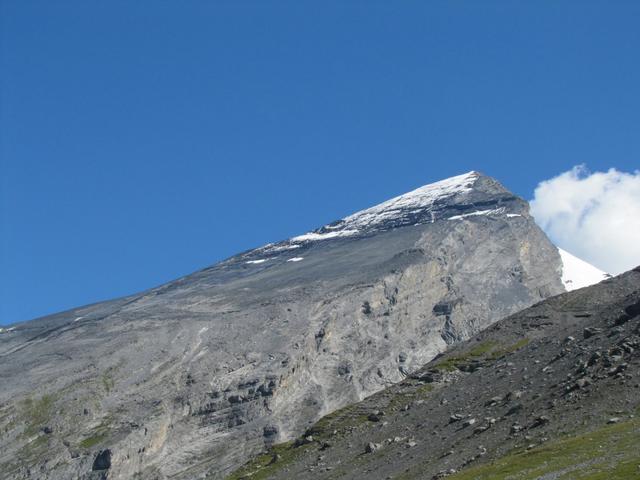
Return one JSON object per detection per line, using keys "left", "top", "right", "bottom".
{"left": 0, "top": 172, "right": 569, "bottom": 479}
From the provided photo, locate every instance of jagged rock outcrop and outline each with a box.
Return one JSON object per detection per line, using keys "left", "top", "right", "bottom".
{"left": 0, "top": 172, "right": 567, "bottom": 479}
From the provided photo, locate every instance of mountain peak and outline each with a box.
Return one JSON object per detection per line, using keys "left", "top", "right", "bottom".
{"left": 277, "top": 171, "right": 523, "bottom": 246}
{"left": 357, "top": 171, "right": 481, "bottom": 214}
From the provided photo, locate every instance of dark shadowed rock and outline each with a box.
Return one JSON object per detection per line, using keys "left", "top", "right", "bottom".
{"left": 92, "top": 450, "right": 111, "bottom": 471}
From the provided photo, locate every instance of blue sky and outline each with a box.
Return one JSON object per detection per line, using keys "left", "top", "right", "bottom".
{"left": 1, "top": 1, "right": 639, "bottom": 325}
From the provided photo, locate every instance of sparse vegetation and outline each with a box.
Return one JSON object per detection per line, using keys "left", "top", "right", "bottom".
{"left": 446, "top": 417, "right": 640, "bottom": 480}
{"left": 488, "top": 338, "right": 530, "bottom": 360}
{"left": 307, "top": 403, "right": 368, "bottom": 439}
{"left": 434, "top": 338, "right": 529, "bottom": 371}
{"left": 225, "top": 378, "right": 436, "bottom": 479}
{"left": 226, "top": 394, "right": 395, "bottom": 479}
{"left": 434, "top": 340, "right": 496, "bottom": 371}
{"left": 21, "top": 394, "right": 55, "bottom": 436}
{"left": 78, "top": 417, "right": 112, "bottom": 449}
{"left": 79, "top": 433, "right": 108, "bottom": 449}
{"left": 387, "top": 383, "right": 434, "bottom": 412}
{"left": 224, "top": 440, "right": 313, "bottom": 480}
{"left": 102, "top": 371, "right": 115, "bottom": 394}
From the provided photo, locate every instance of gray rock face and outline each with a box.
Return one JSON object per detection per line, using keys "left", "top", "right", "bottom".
{"left": 242, "top": 266, "right": 640, "bottom": 480}
{"left": 0, "top": 172, "right": 564, "bottom": 479}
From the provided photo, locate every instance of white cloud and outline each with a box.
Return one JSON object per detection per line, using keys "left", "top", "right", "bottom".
{"left": 530, "top": 165, "right": 640, "bottom": 275}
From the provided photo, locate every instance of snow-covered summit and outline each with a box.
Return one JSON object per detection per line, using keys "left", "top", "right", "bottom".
{"left": 288, "top": 171, "right": 529, "bottom": 241}
{"left": 558, "top": 248, "right": 610, "bottom": 291}
{"left": 342, "top": 171, "right": 480, "bottom": 229}
{"left": 289, "top": 171, "right": 497, "bottom": 243}
{"left": 246, "top": 171, "right": 526, "bottom": 262}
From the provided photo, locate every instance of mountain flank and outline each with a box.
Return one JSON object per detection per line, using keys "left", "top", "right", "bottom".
{"left": 227, "top": 266, "right": 640, "bottom": 480}
{"left": 0, "top": 172, "right": 598, "bottom": 479}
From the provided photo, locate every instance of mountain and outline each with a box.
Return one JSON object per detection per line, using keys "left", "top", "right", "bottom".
{"left": 230, "top": 266, "right": 640, "bottom": 480}
{"left": 0, "top": 172, "right": 600, "bottom": 480}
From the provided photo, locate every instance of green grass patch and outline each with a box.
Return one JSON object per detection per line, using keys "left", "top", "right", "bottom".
{"left": 78, "top": 418, "right": 112, "bottom": 449}
{"left": 468, "top": 340, "right": 500, "bottom": 356}
{"left": 488, "top": 338, "right": 530, "bottom": 360}
{"left": 446, "top": 417, "right": 640, "bottom": 480}
{"left": 225, "top": 397, "right": 392, "bottom": 479}
{"left": 21, "top": 394, "right": 55, "bottom": 436}
{"left": 434, "top": 341, "right": 497, "bottom": 371}
{"left": 414, "top": 383, "right": 434, "bottom": 396}
{"left": 305, "top": 402, "right": 373, "bottom": 440}
{"left": 79, "top": 432, "right": 108, "bottom": 449}
{"left": 224, "top": 440, "right": 313, "bottom": 480}
{"left": 434, "top": 339, "right": 529, "bottom": 372}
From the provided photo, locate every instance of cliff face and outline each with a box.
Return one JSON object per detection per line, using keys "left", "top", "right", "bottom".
{"left": 231, "top": 266, "right": 640, "bottom": 480}
{"left": 0, "top": 172, "right": 565, "bottom": 479}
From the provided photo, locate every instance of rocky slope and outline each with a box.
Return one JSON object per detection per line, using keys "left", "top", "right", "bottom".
{"left": 0, "top": 172, "right": 569, "bottom": 479}
{"left": 229, "top": 266, "right": 640, "bottom": 480}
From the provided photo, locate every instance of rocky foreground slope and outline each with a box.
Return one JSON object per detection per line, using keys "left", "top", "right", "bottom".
{"left": 1, "top": 172, "right": 569, "bottom": 479}
{"left": 229, "top": 266, "right": 640, "bottom": 480}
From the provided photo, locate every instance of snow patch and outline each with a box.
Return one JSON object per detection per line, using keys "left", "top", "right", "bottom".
{"left": 287, "top": 257, "right": 304, "bottom": 262}
{"left": 558, "top": 248, "right": 609, "bottom": 291}
{"left": 447, "top": 208, "right": 505, "bottom": 221}
{"left": 291, "top": 229, "right": 359, "bottom": 242}
{"left": 246, "top": 259, "right": 270, "bottom": 265}
{"left": 267, "top": 244, "right": 301, "bottom": 252}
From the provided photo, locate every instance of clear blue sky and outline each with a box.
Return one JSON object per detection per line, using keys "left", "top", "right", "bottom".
{"left": 1, "top": 1, "right": 639, "bottom": 325}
